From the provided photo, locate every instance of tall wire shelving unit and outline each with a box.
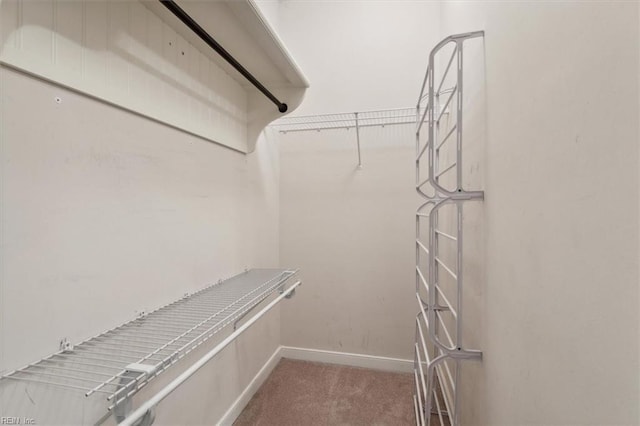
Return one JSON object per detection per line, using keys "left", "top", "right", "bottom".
{"left": 413, "top": 31, "right": 485, "bottom": 426}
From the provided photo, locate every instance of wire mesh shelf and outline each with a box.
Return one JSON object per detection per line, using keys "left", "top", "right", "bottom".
{"left": 271, "top": 107, "right": 417, "bottom": 168}
{"left": 270, "top": 107, "right": 416, "bottom": 133}
{"left": 0, "top": 268, "right": 297, "bottom": 417}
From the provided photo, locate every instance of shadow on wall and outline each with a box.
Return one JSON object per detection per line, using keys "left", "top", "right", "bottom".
{"left": 0, "top": 0, "right": 245, "bottom": 122}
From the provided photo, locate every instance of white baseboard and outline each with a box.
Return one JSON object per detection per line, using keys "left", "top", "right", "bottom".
{"left": 217, "top": 345, "right": 413, "bottom": 425}
{"left": 217, "top": 347, "right": 282, "bottom": 426}
{"left": 280, "top": 346, "right": 413, "bottom": 373}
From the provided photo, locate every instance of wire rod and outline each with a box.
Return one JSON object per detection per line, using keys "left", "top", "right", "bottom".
{"left": 415, "top": 343, "right": 428, "bottom": 402}
{"left": 414, "top": 371, "right": 426, "bottom": 426}
{"left": 40, "top": 359, "right": 123, "bottom": 372}
{"left": 417, "top": 239, "right": 430, "bottom": 254}
{"left": 435, "top": 257, "right": 458, "bottom": 280}
{"left": 416, "top": 316, "right": 431, "bottom": 365}
{"left": 436, "top": 47, "right": 458, "bottom": 96}
{"left": 413, "top": 395, "right": 421, "bottom": 426}
{"left": 29, "top": 364, "right": 118, "bottom": 378}
{"left": 437, "top": 87, "right": 457, "bottom": 123}
{"left": 417, "top": 133, "right": 432, "bottom": 161}
{"left": 434, "top": 284, "right": 457, "bottom": 319}
{"left": 355, "top": 112, "right": 362, "bottom": 168}
{"left": 1, "top": 376, "right": 114, "bottom": 394}
{"left": 417, "top": 103, "right": 432, "bottom": 134}
{"left": 435, "top": 229, "right": 457, "bottom": 242}
{"left": 436, "top": 125, "right": 457, "bottom": 151}
{"left": 435, "top": 162, "right": 457, "bottom": 179}
{"left": 435, "top": 311, "right": 455, "bottom": 347}
{"left": 416, "top": 266, "right": 429, "bottom": 290}
{"left": 432, "top": 386, "right": 446, "bottom": 426}
{"left": 13, "top": 370, "right": 123, "bottom": 387}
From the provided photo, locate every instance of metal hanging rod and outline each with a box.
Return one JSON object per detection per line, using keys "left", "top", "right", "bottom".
{"left": 159, "top": 0, "right": 288, "bottom": 113}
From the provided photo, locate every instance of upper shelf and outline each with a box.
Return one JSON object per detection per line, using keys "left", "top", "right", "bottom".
{"left": 143, "top": 1, "right": 309, "bottom": 90}
{"left": 142, "top": 0, "right": 310, "bottom": 150}
{"left": 0, "top": 0, "right": 308, "bottom": 153}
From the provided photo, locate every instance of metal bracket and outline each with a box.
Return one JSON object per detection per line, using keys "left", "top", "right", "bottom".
{"left": 444, "top": 348, "right": 483, "bottom": 360}
{"left": 59, "top": 338, "right": 73, "bottom": 352}
{"left": 428, "top": 304, "right": 451, "bottom": 312}
{"left": 279, "top": 285, "right": 297, "bottom": 299}
{"left": 233, "top": 282, "right": 300, "bottom": 330}
{"left": 114, "top": 364, "right": 157, "bottom": 425}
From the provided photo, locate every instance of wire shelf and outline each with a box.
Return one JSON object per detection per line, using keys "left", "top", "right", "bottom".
{"left": 0, "top": 269, "right": 297, "bottom": 415}
{"left": 270, "top": 107, "right": 416, "bottom": 133}
{"left": 271, "top": 107, "right": 418, "bottom": 168}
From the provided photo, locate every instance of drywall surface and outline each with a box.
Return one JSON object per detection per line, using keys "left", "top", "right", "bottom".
{"left": 0, "top": 0, "right": 249, "bottom": 151}
{"left": 278, "top": 0, "right": 440, "bottom": 115}
{"left": 437, "top": 1, "right": 640, "bottom": 425}
{"left": 0, "top": 65, "right": 281, "bottom": 424}
{"left": 276, "top": 1, "right": 440, "bottom": 360}
{"left": 279, "top": 126, "right": 417, "bottom": 360}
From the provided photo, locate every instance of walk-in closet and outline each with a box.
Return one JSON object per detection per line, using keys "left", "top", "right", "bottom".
{"left": 1, "top": 1, "right": 638, "bottom": 425}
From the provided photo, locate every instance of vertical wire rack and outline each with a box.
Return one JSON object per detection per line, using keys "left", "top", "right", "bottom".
{"left": 0, "top": 268, "right": 298, "bottom": 423}
{"left": 413, "top": 31, "right": 485, "bottom": 426}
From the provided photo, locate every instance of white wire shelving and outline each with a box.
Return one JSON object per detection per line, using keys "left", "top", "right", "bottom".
{"left": 271, "top": 108, "right": 416, "bottom": 133}
{"left": 414, "top": 31, "right": 485, "bottom": 426}
{"left": 270, "top": 107, "right": 416, "bottom": 168}
{"left": 0, "top": 268, "right": 298, "bottom": 424}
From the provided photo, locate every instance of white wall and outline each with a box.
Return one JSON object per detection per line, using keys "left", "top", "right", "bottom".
{"left": 0, "top": 63, "right": 281, "bottom": 424}
{"left": 277, "top": 1, "right": 639, "bottom": 425}
{"left": 0, "top": 0, "right": 250, "bottom": 151}
{"left": 437, "top": 2, "right": 640, "bottom": 425}
{"left": 279, "top": 126, "right": 417, "bottom": 359}
{"left": 278, "top": 0, "right": 440, "bottom": 115}
{"left": 276, "top": 1, "right": 440, "bottom": 360}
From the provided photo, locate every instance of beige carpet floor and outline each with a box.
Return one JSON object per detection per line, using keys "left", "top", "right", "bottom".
{"left": 234, "top": 358, "right": 419, "bottom": 426}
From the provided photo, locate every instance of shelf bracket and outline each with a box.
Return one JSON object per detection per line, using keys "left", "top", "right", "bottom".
{"left": 114, "top": 364, "right": 157, "bottom": 425}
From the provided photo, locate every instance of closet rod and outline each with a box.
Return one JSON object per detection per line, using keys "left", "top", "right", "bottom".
{"left": 159, "top": 0, "right": 288, "bottom": 113}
